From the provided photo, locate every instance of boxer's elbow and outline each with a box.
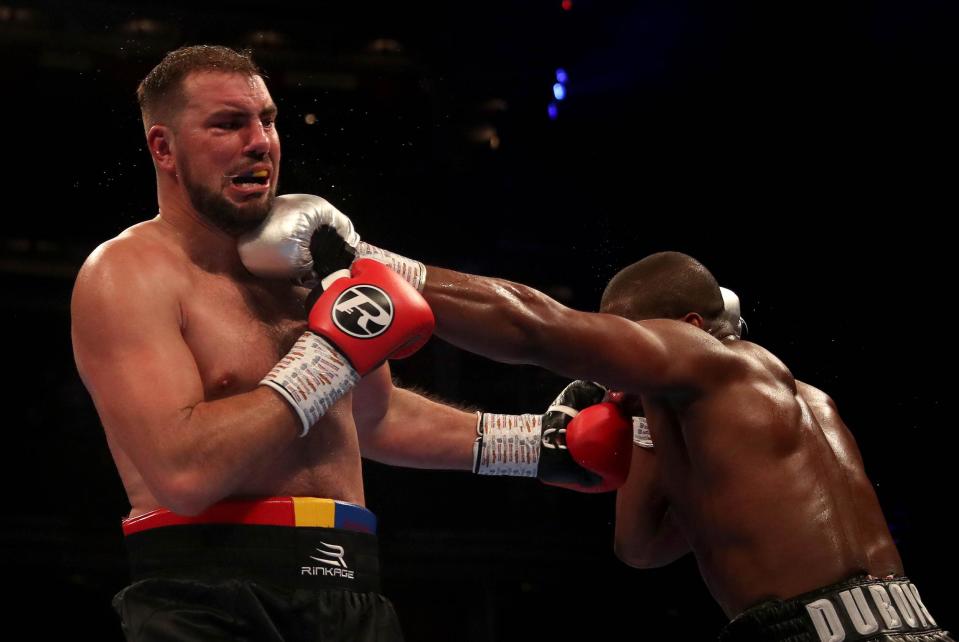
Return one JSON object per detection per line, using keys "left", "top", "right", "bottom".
{"left": 147, "top": 468, "right": 219, "bottom": 517}
{"left": 614, "top": 538, "right": 682, "bottom": 569}
{"left": 614, "top": 511, "right": 690, "bottom": 569}
{"left": 614, "top": 539, "right": 662, "bottom": 569}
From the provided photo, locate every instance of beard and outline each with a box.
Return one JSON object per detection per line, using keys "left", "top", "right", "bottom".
{"left": 180, "top": 159, "right": 277, "bottom": 236}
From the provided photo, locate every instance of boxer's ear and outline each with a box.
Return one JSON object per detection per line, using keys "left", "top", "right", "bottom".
{"left": 147, "top": 124, "right": 175, "bottom": 172}
{"left": 681, "top": 312, "right": 704, "bottom": 329}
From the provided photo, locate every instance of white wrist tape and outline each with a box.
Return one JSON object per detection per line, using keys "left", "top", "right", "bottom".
{"left": 473, "top": 412, "right": 543, "bottom": 476}
{"left": 632, "top": 416, "right": 654, "bottom": 448}
{"left": 355, "top": 241, "right": 427, "bottom": 291}
{"left": 260, "top": 331, "right": 360, "bottom": 437}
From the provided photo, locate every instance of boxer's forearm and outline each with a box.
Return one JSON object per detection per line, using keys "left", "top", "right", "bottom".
{"left": 613, "top": 447, "right": 691, "bottom": 568}
{"left": 614, "top": 507, "right": 690, "bottom": 568}
{"left": 423, "top": 267, "right": 671, "bottom": 392}
{"left": 136, "top": 387, "right": 301, "bottom": 515}
{"left": 357, "top": 385, "right": 477, "bottom": 469}
{"left": 424, "top": 267, "right": 574, "bottom": 366}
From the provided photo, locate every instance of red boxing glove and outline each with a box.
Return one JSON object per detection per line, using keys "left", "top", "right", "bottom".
{"left": 564, "top": 402, "right": 633, "bottom": 492}
{"left": 308, "top": 258, "right": 435, "bottom": 374}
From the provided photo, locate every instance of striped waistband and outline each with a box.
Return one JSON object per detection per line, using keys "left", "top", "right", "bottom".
{"left": 122, "top": 497, "right": 376, "bottom": 536}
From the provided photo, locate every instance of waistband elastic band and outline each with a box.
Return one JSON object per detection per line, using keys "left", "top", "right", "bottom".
{"left": 121, "top": 497, "right": 376, "bottom": 536}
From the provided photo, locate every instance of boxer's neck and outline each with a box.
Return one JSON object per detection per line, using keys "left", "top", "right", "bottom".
{"left": 155, "top": 196, "right": 244, "bottom": 275}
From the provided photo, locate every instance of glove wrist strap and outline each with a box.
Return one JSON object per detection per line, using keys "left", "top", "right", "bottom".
{"left": 355, "top": 242, "right": 427, "bottom": 291}
{"left": 632, "top": 416, "right": 654, "bottom": 448}
{"left": 473, "top": 413, "right": 542, "bottom": 477}
{"left": 260, "top": 331, "right": 360, "bottom": 437}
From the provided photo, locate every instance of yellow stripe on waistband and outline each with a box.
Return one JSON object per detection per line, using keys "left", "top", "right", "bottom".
{"left": 292, "top": 497, "right": 337, "bottom": 527}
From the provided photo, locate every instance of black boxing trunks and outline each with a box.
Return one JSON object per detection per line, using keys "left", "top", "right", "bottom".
{"left": 112, "top": 497, "right": 404, "bottom": 642}
{"left": 719, "top": 575, "right": 952, "bottom": 642}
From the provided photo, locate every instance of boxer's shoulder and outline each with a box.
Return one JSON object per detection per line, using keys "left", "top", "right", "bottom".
{"left": 74, "top": 222, "right": 192, "bottom": 319}
{"left": 725, "top": 341, "right": 795, "bottom": 386}
{"left": 670, "top": 341, "right": 799, "bottom": 409}
{"left": 81, "top": 221, "right": 190, "bottom": 283}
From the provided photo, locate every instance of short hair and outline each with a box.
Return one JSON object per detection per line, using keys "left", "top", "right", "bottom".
{"left": 600, "top": 251, "right": 724, "bottom": 325}
{"left": 136, "top": 45, "right": 263, "bottom": 129}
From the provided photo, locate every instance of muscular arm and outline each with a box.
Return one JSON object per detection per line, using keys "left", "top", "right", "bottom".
{"left": 614, "top": 446, "right": 690, "bottom": 568}
{"left": 423, "top": 267, "right": 728, "bottom": 395}
{"left": 71, "top": 240, "right": 301, "bottom": 515}
{"left": 352, "top": 363, "right": 477, "bottom": 469}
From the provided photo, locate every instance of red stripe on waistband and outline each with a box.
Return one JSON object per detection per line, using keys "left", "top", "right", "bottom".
{"left": 123, "top": 497, "right": 298, "bottom": 536}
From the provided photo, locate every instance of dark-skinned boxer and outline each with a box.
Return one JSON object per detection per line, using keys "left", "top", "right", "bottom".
{"left": 250, "top": 197, "right": 952, "bottom": 642}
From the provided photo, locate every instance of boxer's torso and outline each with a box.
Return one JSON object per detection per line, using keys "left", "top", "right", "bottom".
{"left": 103, "top": 220, "right": 366, "bottom": 518}
{"left": 643, "top": 340, "right": 902, "bottom": 617}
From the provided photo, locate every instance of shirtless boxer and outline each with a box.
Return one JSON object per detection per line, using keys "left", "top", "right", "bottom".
{"left": 283, "top": 209, "right": 951, "bottom": 641}
{"left": 71, "top": 45, "right": 629, "bottom": 641}
{"left": 429, "top": 251, "right": 952, "bottom": 641}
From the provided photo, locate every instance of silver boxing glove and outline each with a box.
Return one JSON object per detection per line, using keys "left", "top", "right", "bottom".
{"left": 237, "top": 193, "right": 359, "bottom": 286}
{"left": 719, "top": 286, "right": 747, "bottom": 339}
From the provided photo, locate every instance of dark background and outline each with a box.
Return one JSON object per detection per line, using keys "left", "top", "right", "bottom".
{"left": 1, "top": 0, "right": 955, "bottom": 637}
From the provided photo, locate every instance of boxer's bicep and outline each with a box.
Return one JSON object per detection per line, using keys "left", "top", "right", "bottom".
{"left": 72, "top": 254, "right": 203, "bottom": 465}
{"left": 533, "top": 312, "right": 710, "bottom": 395}
{"left": 422, "top": 268, "right": 718, "bottom": 393}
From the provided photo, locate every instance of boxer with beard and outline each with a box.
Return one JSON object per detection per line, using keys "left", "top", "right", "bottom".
{"left": 71, "top": 45, "right": 629, "bottom": 642}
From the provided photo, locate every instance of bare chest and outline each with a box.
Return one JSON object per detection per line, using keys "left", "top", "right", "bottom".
{"left": 180, "top": 273, "right": 307, "bottom": 400}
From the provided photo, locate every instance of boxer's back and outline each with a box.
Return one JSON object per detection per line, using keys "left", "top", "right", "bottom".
{"left": 796, "top": 380, "right": 903, "bottom": 576}
{"left": 645, "top": 340, "right": 901, "bottom": 616}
